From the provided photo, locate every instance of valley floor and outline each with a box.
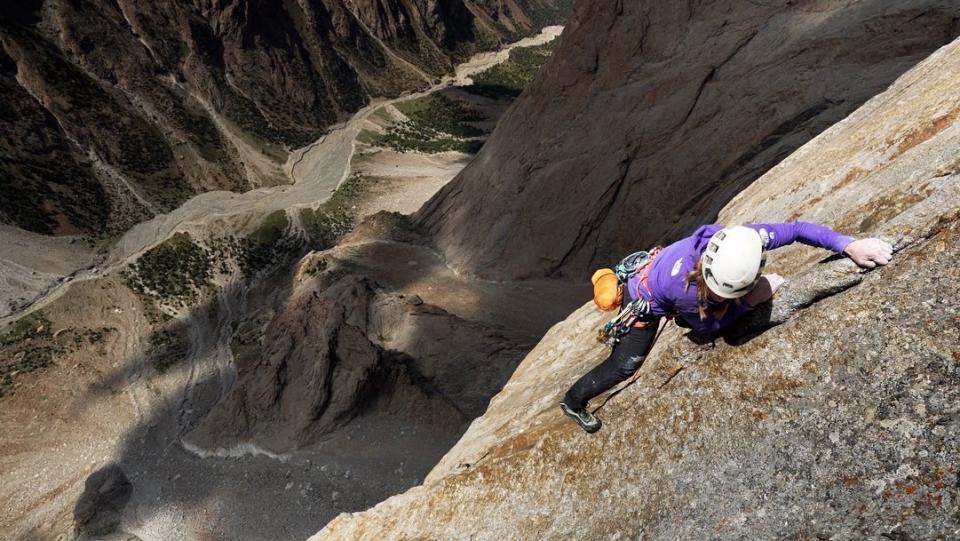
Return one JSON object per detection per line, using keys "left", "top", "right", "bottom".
{"left": 0, "top": 26, "right": 580, "bottom": 541}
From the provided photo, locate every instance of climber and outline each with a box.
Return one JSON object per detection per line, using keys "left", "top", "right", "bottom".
{"left": 560, "top": 222, "right": 893, "bottom": 433}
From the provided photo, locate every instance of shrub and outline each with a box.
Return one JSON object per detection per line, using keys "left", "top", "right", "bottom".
{"left": 122, "top": 232, "right": 212, "bottom": 305}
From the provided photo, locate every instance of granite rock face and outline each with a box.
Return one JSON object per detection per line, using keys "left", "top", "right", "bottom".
{"left": 313, "top": 35, "right": 960, "bottom": 541}
{"left": 418, "top": 0, "right": 960, "bottom": 280}
{"left": 0, "top": 0, "right": 569, "bottom": 236}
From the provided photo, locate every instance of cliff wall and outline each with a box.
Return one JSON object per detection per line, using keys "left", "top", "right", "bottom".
{"left": 315, "top": 33, "right": 960, "bottom": 540}
{"left": 418, "top": 0, "right": 960, "bottom": 280}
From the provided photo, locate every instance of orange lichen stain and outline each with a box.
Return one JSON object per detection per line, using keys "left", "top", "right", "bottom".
{"left": 785, "top": 167, "right": 869, "bottom": 221}
{"left": 894, "top": 480, "right": 917, "bottom": 495}
{"left": 786, "top": 192, "right": 825, "bottom": 221}
{"left": 801, "top": 360, "right": 819, "bottom": 372}
{"left": 761, "top": 374, "right": 803, "bottom": 398}
{"left": 836, "top": 166, "right": 869, "bottom": 190}
{"left": 834, "top": 184, "right": 931, "bottom": 234}
{"left": 893, "top": 109, "right": 960, "bottom": 158}
{"left": 494, "top": 429, "right": 544, "bottom": 457}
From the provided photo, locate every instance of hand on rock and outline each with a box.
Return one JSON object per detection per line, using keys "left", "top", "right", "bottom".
{"left": 844, "top": 238, "right": 893, "bottom": 268}
{"left": 744, "top": 273, "right": 785, "bottom": 307}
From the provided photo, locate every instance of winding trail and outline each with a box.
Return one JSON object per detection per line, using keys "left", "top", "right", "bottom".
{"left": 0, "top": 26, "right": 563, "bottom": 328}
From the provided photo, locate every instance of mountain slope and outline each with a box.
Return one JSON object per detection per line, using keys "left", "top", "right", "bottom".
{"left": 0, "top": 0, "right": 570, "bottom": 237}
{"left": 314, "top": 34, "right": 960, "bottom": 540}
{"left": 417, "top": 0, "right": 960, "bottom": 280}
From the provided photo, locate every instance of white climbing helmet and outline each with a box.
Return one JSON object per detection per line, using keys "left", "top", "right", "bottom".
{"left": 701, "top": 225, "right": 766, "bottom": 299}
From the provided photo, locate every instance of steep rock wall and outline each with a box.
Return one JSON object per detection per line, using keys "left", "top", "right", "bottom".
{"left": 417, "top": 0, "right": 960, "bottom": 280}
{"left": 314, "top": 35, "right": 960, "bottom": 540}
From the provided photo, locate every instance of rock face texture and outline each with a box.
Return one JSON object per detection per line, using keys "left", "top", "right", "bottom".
{"left": 313, "top": 36, "right": 960, "bottom": 540}
{"left": 418, "top": 0, "right": 960, "bottom": 280}
{"left": 186, "top": 251, "right": 533, "bottom": 454}
{"left": 0, "top": 0, "right": 569, "bottom": 236}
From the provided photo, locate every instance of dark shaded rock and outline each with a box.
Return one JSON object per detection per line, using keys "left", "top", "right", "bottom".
{"left": 417, "top": 1, "right": 960, "bottom": 280}
{"left": 73, "top": 464, "right": 133, "bottom": 538}
{"left": 186, "top": 258, "right": 532, "bottom": 454}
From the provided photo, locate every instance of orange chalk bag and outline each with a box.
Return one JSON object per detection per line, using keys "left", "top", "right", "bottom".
{"left": 591, "top": 248, "right": 663, "bottom": 345}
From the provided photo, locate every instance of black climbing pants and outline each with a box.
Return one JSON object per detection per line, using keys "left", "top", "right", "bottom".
{"left": 562, "top": 319, "right": 661, "bottom": 411}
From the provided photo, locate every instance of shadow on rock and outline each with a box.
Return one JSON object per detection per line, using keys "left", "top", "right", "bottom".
{"left": 73, "top": 464, "right": 137, "bottom": 540}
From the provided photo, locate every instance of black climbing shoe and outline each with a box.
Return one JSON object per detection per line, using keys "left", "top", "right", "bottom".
{"left": 560, "top": 402, "right": 601, "bottom": 433}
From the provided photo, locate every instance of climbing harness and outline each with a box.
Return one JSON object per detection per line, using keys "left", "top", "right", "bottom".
{"left": 596, "top": 248, "right": 663, "bottom": 346}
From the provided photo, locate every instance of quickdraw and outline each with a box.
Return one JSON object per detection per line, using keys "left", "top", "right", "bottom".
{"left": 596, "top": 297, "right": 655, "bottom": 346}
{"left": 597, "top": 247, "right": 662, "bottom": 346}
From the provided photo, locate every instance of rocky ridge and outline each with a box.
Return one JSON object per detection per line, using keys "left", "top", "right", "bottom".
{"left": 184, "top": 248, "right": 536, "bottom": 454}
{"left": 417, "top": 0, "right": 960, "bottom": 280}
{"left": 313, "top": 34, "right": 960, "bottom": 540}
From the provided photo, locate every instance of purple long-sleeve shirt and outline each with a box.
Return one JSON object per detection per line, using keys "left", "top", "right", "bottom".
{"left": 627, "top": 222, "right": 854, "bottom": 334}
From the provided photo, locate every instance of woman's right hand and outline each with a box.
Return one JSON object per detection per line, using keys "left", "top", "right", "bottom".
{"left": 744, "top": 273, "right": 785, "bottom": 307}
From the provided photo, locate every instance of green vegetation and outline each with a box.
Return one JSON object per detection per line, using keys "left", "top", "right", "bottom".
{"left": 524, "top": 0, "right": 575, "bottom": 30}
{"left": 122, "top": 233, "right": 212, "bottom": 306}
{"left": 229, "top": 318, "right": 266, "bottom": 372}
{"left": 207, "top": 235, "right": 245, "bottom": 276}
{"left": 35, "top": 45, "right": 194, "bottom": 215}
{"left": 0, "top": 313, "right": 117, "bottom": 398}
{"left": 221, "top": 87, "right": 325, "bottom": 149}
{"left": 371, "top": 107, "right": 395, "bottom": 124}
{"left": 0, "top": 75, "right": 111, "bottom": 235}
{"left": 301, "top": 173, "right": 372, "bottom": 249}
{"left": 0, "top": 313, "right": 50, "bottom": 347}
{"left": 148, "top": 326, "right": 189, "bottom": 374}
{"left": 356, "top": 129, "right": 380, "bottom": 145}
{"left": 141, "top": 81, "right": 235, "bottom": 169}
{"left": 304, "top": 257, "right": 329, "bottom": 277}
{"left": 80, "top": 174, "right": 154, "bottom": 252}
{"left": 464, "top": 42, "right": 556, "bottom": 99}
{"left": 238, "top": 210, "right": 301, "bottom": 279}
{"left": 394, "top": 95, "right": 485, "bottom": 137}
{"left": 370, "top": 94, "right": 486, "bottom": 154}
